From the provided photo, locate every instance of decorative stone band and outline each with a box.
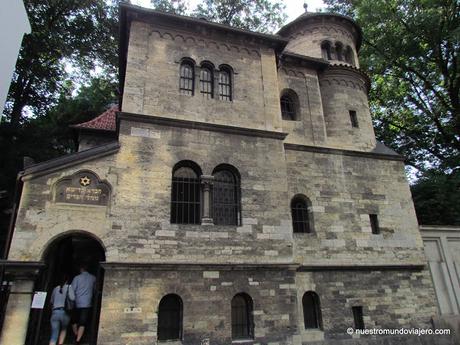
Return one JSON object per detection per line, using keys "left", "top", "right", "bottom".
{"left": 118, "top": 112, "right": 288, "bottom": 140}
{"left": 284, "top": 143, "right": 405, "bottom": 162}
{"left": 319, "top": 64, "right": 371, "bottom": 93}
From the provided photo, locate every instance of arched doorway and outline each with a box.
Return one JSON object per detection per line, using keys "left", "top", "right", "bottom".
{"left": 27, "top": 232, "right": 105, "bottom": 345}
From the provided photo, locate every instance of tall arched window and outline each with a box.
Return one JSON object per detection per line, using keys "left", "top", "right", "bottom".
{"left": 200, "top": 63, "right": 214, "bottom": 99}
{"left": 303, "top": 291, "right": 322, "bottom": 329}
{"left": 280, "top": 89, "right": 300, "bottom": 121}
{"left": 345, "top": 46, "right": 355, "bottom": 66}
{"left": 179, "top": 60, "right": 194, "bottom": 95}
{"left": 213, "top": 165, "right": 241, "bottom": 225}
{"left": 335, "top": 42, "right": 344, "bottom": 61}
{"left": 231, "top": 293, "right": 254, "bottom": 340}
{"left": 158, "top": 294, "right": 183, "bottom": 341}
{"left": 219, "top": 66, "right": 232, "bottom": 101}
{"left": 171, "top": 161, "right": 202, "bottom": 224}
{"left": 321, "top": 41, "right": 332, "bottom": 60}
{"left": 291, "top": 195, "right": 312, "bottom": 233}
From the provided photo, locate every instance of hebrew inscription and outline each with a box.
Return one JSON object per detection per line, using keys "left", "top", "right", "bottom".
{"left": 55, "top": 171, "right": 111, "bottom": 206}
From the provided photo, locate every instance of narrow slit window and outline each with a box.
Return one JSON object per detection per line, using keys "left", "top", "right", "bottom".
{"left": 352, "top": 306, "right": 365, "bottom": 330}
{"left": 291, "top": 195, "right": 312, "bottom": 233}
{"left": 349, "top": 110, "right": 359, "bottom": 128}
{"left": 179, "top": 61, "right": 194, "bottom": 96}
{"left": 158, "top": 294, "right": 183, "bottom": 340}
{"left": 335, "top": 43, "right": 344, "bottom": 61}
{"left": 200, "top": 66, "right": 213, "bottom": 99}
{"left": 231, "top": 293, "right": 254, "bottom": 340}
{"left": 321, "top": 41, "right": 332, "bottom": 60}
{"left": 303, "top": 291, "right": 322, "bottom": 329}
{"left": 369, "top": 214, "right": 380, "bottom": 234}
{"left": 219, "top": 69, "right": 232, "bottom": 101}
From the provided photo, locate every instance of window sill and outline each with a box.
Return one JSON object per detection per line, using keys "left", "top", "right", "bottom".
{"left": 301, "top": 328, "right": 324, "bottom": 342}
{"left": 232, "top": 339, "right": 254, "bottom": 343}
{"left": 158, "top": 340, "right": 182, "bottom": 345}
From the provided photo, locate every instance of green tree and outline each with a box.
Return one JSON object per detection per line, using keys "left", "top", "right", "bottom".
{"left": 193, "top": 0, "right": 286, "bottom": 33}
{"left": 4, "top": 0, "right": 119, "bottom": 127}
{"left": 411, "top": 170, "right": 460, "bottom": 225}
{"left": 324, "top": 0, "right": 460, "bottom": 173}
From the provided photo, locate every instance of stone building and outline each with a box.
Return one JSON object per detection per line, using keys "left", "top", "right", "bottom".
{"left": 0, "top": 3, "right": 455, "bottom": 345}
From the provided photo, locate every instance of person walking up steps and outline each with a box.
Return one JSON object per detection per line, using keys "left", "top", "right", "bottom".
{"left": 71, "top": 264, "right": 96, "bottom": 345}
{"left": 49, "top": 275, "right": 75, "bottom": 345}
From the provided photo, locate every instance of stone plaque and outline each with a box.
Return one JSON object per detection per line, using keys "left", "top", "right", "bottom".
{"left": 55, "top": 171, "right": 111, "bottom": 206}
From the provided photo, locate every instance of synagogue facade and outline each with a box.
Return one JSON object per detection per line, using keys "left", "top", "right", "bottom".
{"left": 0, "top": 3, "right": 455, "bottom": 345}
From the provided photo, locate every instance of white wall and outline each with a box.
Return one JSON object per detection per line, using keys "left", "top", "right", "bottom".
{"left": 0, "top": 0, "right": 31, "bottom": 118}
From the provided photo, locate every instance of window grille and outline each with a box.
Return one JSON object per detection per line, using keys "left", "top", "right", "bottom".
{"left": 171, "top": 164, "right": 201, "bottom": 224}
{"left": 231, "top": 293, "right": 253, "bottom": 340}
{"left": 291, "top": 196, "right": 311, "bottom": 233}
{"left": 200, "top": 66, "right": 213, "bottom": 99}
{"left": 369, "top": 214, "right": 380, "bottom": 234}
{"left": 352, "top": 306, "right": 365, "bottom": 330}
{"left": 213, "top": 169, "right": 240, "bottom": 225}
{"left": 303, "top": 291, "right": 322, "bottom": 329}
{"left": 180, "top": 61, "right": 194, "bottom": 95}
{"left": 281, "top": 94, "right": 296, "bottom": 120}
{"left": 158, "top": 294, "right": 183, "bottom": 340}
{"left": 219, "top": 69, "right": 232, "bottom": 101}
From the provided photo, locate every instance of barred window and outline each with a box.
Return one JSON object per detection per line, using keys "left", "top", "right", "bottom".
{"left": 158, "top": 294, "right": 183, "bottom": 340}
{"left": 291, "top": 195, "right": 312, "bottom": 233}
{"left": 231, "top": 293, "right": 254, "bottom": 340}
{"left": 303, "top": 291, "right": 322, "bottom": 329}
{"left": 321, "top": 41, "right": 332, "bottom": 60}
{"left": 171, "top": 161, "right": 201, "bottom": 224}
{"left": 200, "top": 65, "right": 213, "bottom": 99}
{"left": 280, "top": 89, "right": 299, "bottom": 121}
{"left": 179, "top": 61, "right": 194, "bottom": 95}
{"left": 213, "top": 166, "right": 240, "bottom": 225}
{"left": 219, "top": 67, "right": 232, "bottom": 101}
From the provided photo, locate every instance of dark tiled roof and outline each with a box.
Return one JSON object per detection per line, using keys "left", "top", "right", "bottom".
{"left": 72, "top": 106, "right": 117, "bottom": 132}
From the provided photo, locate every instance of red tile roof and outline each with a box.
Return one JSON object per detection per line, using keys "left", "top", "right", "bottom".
{"left": 72, "top": 106, "right": 117, "bottom": 132}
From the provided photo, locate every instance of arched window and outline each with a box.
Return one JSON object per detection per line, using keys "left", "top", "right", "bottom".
{"left": 200, "top": 63, "right": 214, "bottom": 99}
{"left": 179, "top": 60, "right": 194, "bottom": 95}
{"left": 335, "top": 42, "right": 344, "bottom": 61}
{"left": 280, "top": 89, "right": 300, "bottom": 121}
{"left": 291, "top": 195, "right": 312, "bottom": 233}
{"left": 219, "top": 66, "right": 232, "bottom": 101}
{"left": 231, "top": 293, "right": 254, "bottom": 340}
{"left": 213, "top": 165, "right": 241, "bottom": 225}
{"left": 345, "top": 46, "right": 355, "bottom": 66}
{"left": 303, "top": 291, "right": 322, "bottom": 329}
{"left": 171, "top": 161, "right": 202, "bottom": 224}
{"left": 321, "top": 41, "right": 332, "bottom": 60}
{"left": 158, "top": 294, "right": 183, "bottom": 340}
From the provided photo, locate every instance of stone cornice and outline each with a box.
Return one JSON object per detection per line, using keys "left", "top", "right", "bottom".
{"left": 284, "top": 143, "right": 405, "bottom": 161}
{"left": 118, "top": 112, "right": 288, "bottom": 140}
{"left": 102, "top": 262, "right": 299, "bottom": 271}
{"left": 297, "top": 264, "right": 426, "bottom": 271}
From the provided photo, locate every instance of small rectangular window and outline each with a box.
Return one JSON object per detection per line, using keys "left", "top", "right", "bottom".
{"left": 349, "top": 110, "right": 359, "bottom": 128}
{"left": 369, "top": 214, "right": 380, "bottom": 234}
{"left": 352, "top": 306, "right": 364, "bottom": 330}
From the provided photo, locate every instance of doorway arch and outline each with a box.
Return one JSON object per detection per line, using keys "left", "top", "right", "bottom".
{"left": 28, "top": 231, "right": 106, "bottom": 345}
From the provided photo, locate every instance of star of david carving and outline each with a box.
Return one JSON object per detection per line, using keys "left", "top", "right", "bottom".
{"left": 79, "top": 176, "right": 91, "bottom": 186}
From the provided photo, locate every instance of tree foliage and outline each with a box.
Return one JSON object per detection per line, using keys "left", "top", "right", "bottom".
{"left": 151, "top": 0, "right": 286, "bottom": 33}
{"left": 3, "top": 0, "right": 119, "bottom": 127}
{"left": 324, "top": 0, "right": 460, "bottom": 173}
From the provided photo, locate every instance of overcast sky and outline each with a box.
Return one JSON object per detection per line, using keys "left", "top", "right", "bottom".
{"left": 132, "top": 0, "right": 327, "bottom": 25}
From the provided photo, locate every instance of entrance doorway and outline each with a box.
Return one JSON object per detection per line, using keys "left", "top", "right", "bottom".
{"left": 27, "top": 232, "right": 105, "bottom": 345}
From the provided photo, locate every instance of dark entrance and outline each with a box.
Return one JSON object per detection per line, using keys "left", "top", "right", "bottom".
{"left": 26, "top": 232, "right": 105, "bottom": 345}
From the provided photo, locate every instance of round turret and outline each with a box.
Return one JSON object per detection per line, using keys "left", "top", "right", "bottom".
{"left": 278, "top": 12, "right": 362, "bottom": 68}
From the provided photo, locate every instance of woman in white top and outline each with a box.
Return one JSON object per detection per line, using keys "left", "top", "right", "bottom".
{"left": 49, "top": 275, "right": 75, "bottom": 345}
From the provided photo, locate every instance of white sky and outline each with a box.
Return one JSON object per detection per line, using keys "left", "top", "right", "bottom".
{"left": 132, "top": 0, "right": 326, "bottom": 26}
